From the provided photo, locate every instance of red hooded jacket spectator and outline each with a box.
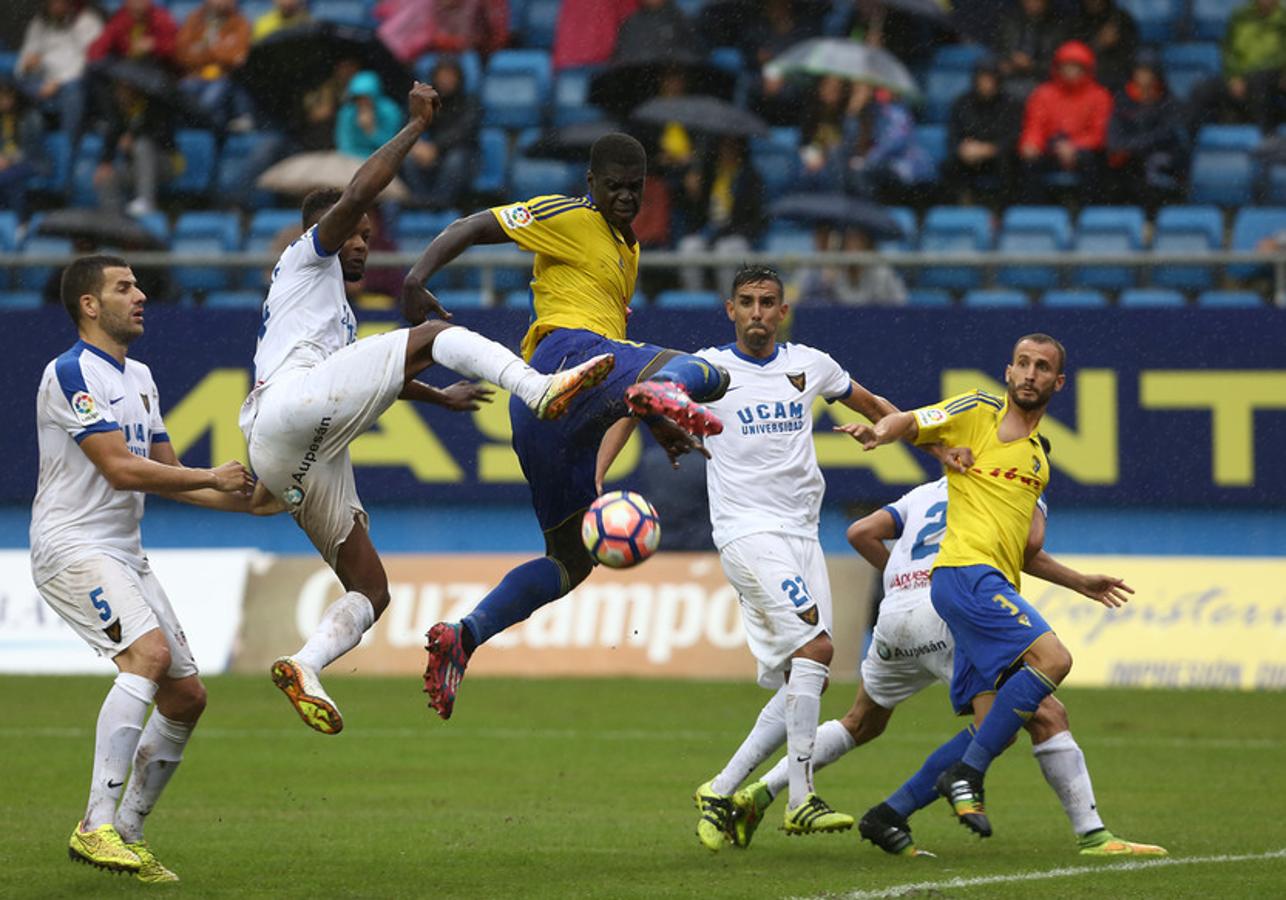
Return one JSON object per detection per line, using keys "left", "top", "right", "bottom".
{"left": 1019, "top": 41, "right": 1113, "bottom": 155}
{"left": 553, "top": 0, "right": 638, "bottom": 70}
{"left": 88, "top": 0, "right": 178, "bottom": 65}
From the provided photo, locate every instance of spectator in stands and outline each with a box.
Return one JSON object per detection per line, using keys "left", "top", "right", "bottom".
{"left": 796, "top": 74, "right": 849, "bottom": 190}
{"left": 795, "top": 228, "right": 908, "bottom": 307}
{"left": 941, "top": 58, "right": 1023, "bottom": 206}
{"left": 1107, "top": 55, "right": 1187, "bottom": 208}
{"left": 87, "top": 0, "right": 178, "bottom": 67}
{"left": 838, "top": 83, "right": 933, "bottom": 201}
{"left": 1188, "top": 0, "right": 1286, "bottom": 127}
{"left": 252, "top": 0, "right": 310, "bottom": 43}
{"left": 1248, "top": 65, "right": 1286, "bottom": 131}
{"left": 335, "top": 71, "right": 400, "bottom": 158}
{"left": 175, "top": 0, "right": 253, "bottom": 133}
{"left": 374, "top": 0, "right": 508, "bottom": 59}
{"left": 1069, "top": 0, "right": 1139, "bottom": 92}
{"left": 676, "top": 136, "right": 765, "bottom": 291}
{"left": 745, "top": 0, "right": 819, "bottom": 126}
{"left": 401, "top": 57, "right": 478, "bottom": 209}
{"left": 1018, "top": 40, "right": 1113, "bottom": 202}
{"left": 15, "top": 0, "right": 102, "bottom": 146}
{"left": 93, "top": 72, "right": 177, "bottom": 216}
{"left": 614, "top": 0, "right": 702, "bottom": 64}
{"left": 0, "top": 75, "right": 45, "bottom": 216}
{"left": 553, "top": 0, "right": 637, "bottom": 70}
{"left": 997, "top": 0, "right": 1069, "bottom": 98}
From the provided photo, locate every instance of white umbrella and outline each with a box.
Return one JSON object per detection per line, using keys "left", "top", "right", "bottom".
{"left": 257, "top": 151, "right": 410, "bottom": 202}
{"left": 765, "top": 38, "right": 920, "bottom": 98}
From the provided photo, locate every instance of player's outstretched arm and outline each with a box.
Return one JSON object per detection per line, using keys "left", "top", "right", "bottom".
{"left": 834, "top": 410, "right": 918, "bottom": 450}
{"left": 1025, "top": 551, "right": 1134, "bottom": 609}
{"left": 846, "top": 508, "right": 899, "bottom": 572}
{"left": 399, "top": 379, "right": 494, "bottom": 411}
{"left": 80, "top": 431, "right": 252, "bottom": 496}
{"left": 836, "top": 385, "right": 970, "bottom": 473}
{"left": 402, "top": 211, "right": 510, "bottom": 324}
{"left": 595, "top": 417, "right": 639, "bottom": 494}
{"left": 146, "top": 440, "right": 278, "bottom": 513}
{"left": 315, "top": 82, "right": 441, "bottom": 255}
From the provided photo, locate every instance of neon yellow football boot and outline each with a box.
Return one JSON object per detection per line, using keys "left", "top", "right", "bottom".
{"left": 782, "top": 793, "right": 855, "bottom": 835}
{"left": 68, "top": 822, "right": 141, "bottom": 873}
{"left": 126, "top": 840, "right": 180, "bottom": 883}
{"left": 730, "top": 780, "right": 774, "bottom": 848}
{"left": 693, "top": 781, "right": 734, "bottom": 851}
{"left": 1078, "top": 829, "right": 1168, "bottom": 857}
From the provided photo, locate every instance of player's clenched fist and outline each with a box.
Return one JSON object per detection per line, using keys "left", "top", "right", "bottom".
{"left": 408, "top": 81, "right": 442, "bottom": 129}
{"left": 210, "top": 460, "right": 254, "bottom": 493}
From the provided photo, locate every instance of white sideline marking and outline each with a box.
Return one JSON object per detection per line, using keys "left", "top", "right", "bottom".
{"left": 793, "top": 849, "right": 1286, "bottom": 900}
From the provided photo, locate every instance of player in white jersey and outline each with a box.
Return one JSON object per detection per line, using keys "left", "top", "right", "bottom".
{"left": 32, "top": 256, "right": 276, "bottom": 882}
{"left": 739, "top": 478, "right": 1165, "bottom": 858}
{"left": 242, "top": 83, "right": 616, "bottom": 735}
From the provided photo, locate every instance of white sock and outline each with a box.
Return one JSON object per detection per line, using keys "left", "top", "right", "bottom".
{"left": 785, "top": 657, "right": 829, "bottom": 809}
{"left": 710, "top": 686, "right": 787, "bottom": 795}
{"left": 763, "top": 719, "right": 856, "bottom": 800}
{"left": 295, "top": 591, "right": 375, "bottom": 672}
{"left": 1032, "top": 730, "right": 1105, "bottom": 836}
{"left": 429, "top": 326, "right": 546, "bottom": 408}
{"left": 84, "top": 673, "right": 156, "bottom": 830}
{"left": 115, "top": 712, "right": 195, "bottom": 843}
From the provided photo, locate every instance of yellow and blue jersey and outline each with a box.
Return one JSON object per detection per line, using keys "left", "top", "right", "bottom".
{"left": 490, "top": 194, "right": 639, "bottom": 360}
{"left": 910, "top": 389, "right": 1049, "bottom": 589}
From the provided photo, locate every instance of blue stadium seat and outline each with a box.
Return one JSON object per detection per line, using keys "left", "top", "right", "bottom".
{"left": 175, "top": 211, "right": 241, "bottom": 249}
{"left": 998, "top": 207, "right": 1070, "bottom": 290}
{"left": 880, "top": 206, "right": 917, "bottom": 252}
{"left": 1152, "top": 205, "right": 1224, "bottom": 290}
{"left": 0, "top": 290, "right": 42, "bottom": 310}
{"left": 172, "top": 236, "right": 230, "bottom": 293}
{"left": 709, "top": 46, "right": 745, "bottom": 75}
{"left": 450, "top": 244, "right": 531, "bottom": 292}
{"left": 170, "top": 129, "right": 216, "bottom": 196}
{"left": 656, "top": 290, "right": 721, "bottom": 309}
{"left": 204, "top": 290, "right": 264, "bottom": 309}
{"left": 432, "top": 289, "right": 487, "bottom": 309}
{"left": 963, "top": 288, "right": 1029, "bottom": 308}
{"left": 919, "top": 206, "right": 992, "bottom": 291}
{"left": 413, "top": 51, "right": 482, "bottom": 94}
{"left": 505, "top": 288, "right": 533, "bottom": 309}
{"left": 1119, "top": 288, "right": 1186, "bottom": 307}
{"left": 1042, "top": 288, "right": 1108, "bottom": 307}
{"left": 214, "top": 132, "right": 274, "bottom": 206}
{"left": 135, "top": 211, "right": 171, "bottom": 246}
{"left": 749, "top": 127, "right": 799, "bottom": 195}
{"left": 396, "top": 210, "right": 461, "bottom": 249}
{"left": 509, "top": 157, "right": 578, "bottom": 200}
{"left": 1197, "top": 289, "right": 1263, "bottom": 308}
{"left": 522, "top": 0, "right": 559, "bottom": 49}
{"left": 28, "top": 131, "right": 71, "bottom": 195}
{"left": 311, "top": 0, "right": 370, "bottom": 28}
{"left": 1116, "top": 0, "right": 1181, "bottom": 43}
{"left": 930, "top": 44, "right": 990, "bottom": 72}
{"left": 482, "top": 50, "right": 552, "bottom": 129}
{"left": 509, "top": 0, "right": 530, "bottom": 31}
{"left": 241, "top": 208, "right": 301, "bottom": 288}
{"left": 924, "top": 69, "right": 970, "bottom": 123}
{"left": 70, "top": 133, "right": 105, "bottom": 208}
{"left": 763, "top": 226, "right": 813, "bottom": 254}
{"left": 554, "top": 67, "right": 602, "bottom": 125}
{"left": 906, "top": 288, "right": 953, "bottom": 307}
{"left": 18, "top": 236, "right": 72, "bottom": 291}
{"left": 1190, "top": 125, "right": 1261, "bottom": 206}
{"left": 1229, "top": 206, "right": 1286, "bottom": 278}
{"left": 1161, "top": 43, "right": 1221, "bottom": 101}
{"left": 1073, "top": 206, "right": 1145, "bottom": 290}
{"left": 914, "top": 124, "right": 948, "bottom": 171}
{"left": 473, "top": 128, "right": 510, "bottom": 194}
{"left": 0, "top": 210, "right": 18, "bottom": 252}
{"left": 1191, "top": 0, "right": 1239, "bottom": 41}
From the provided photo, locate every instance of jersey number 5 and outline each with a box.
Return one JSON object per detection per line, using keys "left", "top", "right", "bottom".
{"left": 89, "top": 587, "right": 112, "bottom": 623}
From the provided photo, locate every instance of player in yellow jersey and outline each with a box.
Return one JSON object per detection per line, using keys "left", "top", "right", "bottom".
{"left": 401, "top": 133, "right": 731, "bottom": 719}
{"left": 841, "top": 334, "right": 1078, "bottom": 839}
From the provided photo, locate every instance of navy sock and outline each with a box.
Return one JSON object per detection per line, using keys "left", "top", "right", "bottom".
{"left": 886, "top": 727, "right": 973, "bottom": 818}
{"left": 962, "top": 665, "right": 1057, "bottom": 773}
{"left": 649, "top": 354, "right": 727, "bottom": 402}
{"left": 461, "top": 557, "right": 567, "bottom": 649}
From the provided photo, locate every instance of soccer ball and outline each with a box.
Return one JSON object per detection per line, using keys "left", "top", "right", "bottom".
{"left": 581, "top": 491, "right": 661, "bottom": 569}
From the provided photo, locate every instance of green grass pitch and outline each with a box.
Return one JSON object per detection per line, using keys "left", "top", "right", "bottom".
{"left": 4, "top": 676, "right": 1285, "bottom": 899}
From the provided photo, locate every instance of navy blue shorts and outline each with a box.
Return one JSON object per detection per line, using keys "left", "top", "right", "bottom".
{"left": 511, "top": 329, "right": 668, "bottom": 532}
{"left": 930, "top": 564, "right": 1053, "bottom": 714}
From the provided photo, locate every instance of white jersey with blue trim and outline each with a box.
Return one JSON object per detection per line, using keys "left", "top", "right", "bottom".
{"left": 695, "top": 342, "right": 853, "bottom": 549}
{"left": 880, "top": 478, "right": 1048, "bottom": 617}
{"left": 30, "top": 341, "right": 168, "bottom": 584}
{"left": 251, "top": 224, "right": 356, "bottom": 387}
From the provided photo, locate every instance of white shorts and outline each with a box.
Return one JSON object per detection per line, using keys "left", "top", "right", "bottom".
{"left": 719, "top": 532, "right": 832, "bottom": 689}
{"left": 860, "top": 590, "right": 955, "bottom": 709}
{"left": 38, "top": 554, "right": 197, "bottom": 678}
{"left": 243, "top": 330, "right": 409, "bottom": 567}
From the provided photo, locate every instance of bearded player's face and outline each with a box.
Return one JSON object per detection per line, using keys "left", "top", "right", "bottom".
{"left": 1005, "top": 340, "right": 1064, "bottom": 410}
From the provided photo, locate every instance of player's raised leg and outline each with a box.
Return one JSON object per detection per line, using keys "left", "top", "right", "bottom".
{"left": 624, "top": 351, "right": 728, "bottom": 438}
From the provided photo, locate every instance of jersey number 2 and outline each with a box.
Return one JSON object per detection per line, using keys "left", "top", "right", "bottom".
{"left": 910, "top": 502, "right": 948, "bottom": 560}
{"left": 780, "top": 576, "right": 812, "bottom": 608}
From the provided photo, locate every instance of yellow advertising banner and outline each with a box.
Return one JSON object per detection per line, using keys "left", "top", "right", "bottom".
{"left": 1028, "top": 556, "right": 1286, "bottom": 690}
{"left": 235, "top": 553, "right": 876, "bottom": 680}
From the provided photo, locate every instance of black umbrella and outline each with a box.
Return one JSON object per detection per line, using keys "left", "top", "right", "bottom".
{"left": 523, "top": 121, "right": 625, "bottom": 162}
{"left": 696, "top": 0, "right": 831, "bottom": 47}
{"left": 589, "top": 50, "right": 737, "bottom": 116}
{"left": 236, "top": 22, "right": 413, "bottom": 125}
{"left": 631, "top": 96, "right": 767, "bottom": 137}
{"left": 769, "top": 193, "right": 905, "bottom": 241}
{"left": 104, "top": 59, "right": 182, "bottom": 107}
{"left": 37, "top": 209, "right": 166, "bottom": 250}
{"left": 879, "top": 0, "right": 960, "bottom": 32}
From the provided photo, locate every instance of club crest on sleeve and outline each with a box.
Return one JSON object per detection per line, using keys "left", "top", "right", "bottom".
{"left": 141, "top": 393, "right": 151, "bottom": 413}
{"left": 796, "top": 606, "right": 819, "bottom": 626}
{"left": 71, "top": 391, "right": 98, "bottom": 424}
{"left": 786, "top": 372, "right": 806, "bottom": 392}
{"left": 102, "top": 620, "right": 122, "bottom": 643}
{"left": 501, "top": 204, "right": 533, "bottom": 229}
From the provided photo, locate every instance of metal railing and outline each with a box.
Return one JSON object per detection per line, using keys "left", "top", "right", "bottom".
{"left": 3, "top": 249, "right": 1285, "bottom": 306}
